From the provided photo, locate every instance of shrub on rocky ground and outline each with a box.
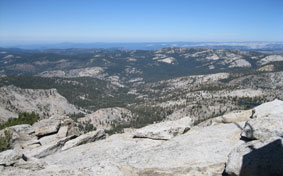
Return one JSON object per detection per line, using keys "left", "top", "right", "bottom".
{"left": 0, "top": 112, "right": 39, "bottom": 130}
{"left": 0, "top": 130, "right": 12, "bottom": 152}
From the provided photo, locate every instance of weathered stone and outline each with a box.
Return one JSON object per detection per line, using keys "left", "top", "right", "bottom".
{"left": 198, "top": 110, "right": 252, "bottom": 127}
{"left": 0, "top": 150, "right": 21, "bottom": 166}
{"left": 221, "top": 110, "right": 252, "bottom": 123}
{"left": 39, "top": 134, "right": 60, "bottom": 146}
{"left": 241, "top": 116, "right": 283, "bottom": 140}
{"left": 126, "top": 122, "right": 245, "bottom": 175}
{"left": 253, "top": 99, "right": 283, "bottom": 119}
{"left": 63, "top": 118, "right": 81, "bottom": 136}
{"left": 241, "top": 99, "right": 283, "bottom": 140}
{"left": 1, "top": 100, "right": 282, "bottom": 176}
{"left": 62, "top": 130, "right": 105, "bottom": 151}
{"left": 0, "top": 85, "right": 80, "bottom": 122}
{"left": 25, "top": 143, "right": 41, "bottom": 149}
{"left": 39, "top": 132, "right": 163, "bottom": 175}
{"left": 33, "top": 119, "right": 61, "bottom": 137}
{"left": 0, "top": 128, "right": 20, "bottom": 149}
{"left": 133, "top": 117, "right": 191, "bottom": 140}
{"left": 24, "top": 135, "right": 76, "bottom": 158}
{"left": 21, "top": 122, "right": 243, "bottom": 176}
{"left": 14, "top": 157, "right": 46, "bottom": 171}
{"left": 57, "top": 126, "right": 68, "bottom": 138}
{"left": 8, "top": 124, "right": 33, "bottom": 134}
{"left": 78, "top": 107, "right": 133, "bottom": 130}
{"left": 225, "top": 137, "right": 283, "bottom": 176}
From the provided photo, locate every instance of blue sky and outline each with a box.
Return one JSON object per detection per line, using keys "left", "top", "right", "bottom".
{"left": 0, "top": 0, "right": 282, "bottom": 43}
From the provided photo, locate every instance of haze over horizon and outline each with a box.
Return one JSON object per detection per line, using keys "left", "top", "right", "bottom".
{"left": 1, "top": 0, "right": 283, "bottom": 45}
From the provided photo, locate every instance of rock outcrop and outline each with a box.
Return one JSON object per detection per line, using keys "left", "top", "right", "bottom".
{"left": 241, "top": 99, "right": 283, "bottom": 140}
{"left": 33, "top": 119, "right": 61, "bottom": 137}
{"left": 0, "top": 120, "right": 246, "bottom": 175}
{"left": 0, "top": 150, "right": 21, "bottom": 166}
{"left": 225, "top": 99, "right": 283, "bottom": 176}
{"left": 0, "top": 86, "right": 80, "bottom": 122}
{"left": 61, "top": 130, "right": 105, "bottom": 151}
{"left": 78, "top": 107, "right": 133, "bottom": 130}
{"left": 225, "top": 137, "right": 283, "bottom": 176}
{"left": 26, "top": 135, "right": 77, "bottom": 158}
{"left": 0, "top": 117, "right": 81, "bottom": 160}
{"left": 198, "top": 109, "right": 252, "bottom": 127}
{"left": 0, "top": 99, "right": 282, "bottom": 176}
{"left": 133, "top": 116, "right": 191, "bottom": 140}
{"left": 126, "top": 122, "right": 245, "bottom": 175}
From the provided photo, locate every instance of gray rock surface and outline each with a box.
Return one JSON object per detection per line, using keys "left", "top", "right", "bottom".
{"left": 2, "top": 122, "right": 244, "bottom": 175}
{"left": 126, "top": 122, "right": 245, "bottom": 175}
{"left": 133, "top": 116, "right": 191, "bottom": 140}
{"left": 62, "top": 130, "right": 105, "bottom": 151}
{"left": 39, "top": 134, "right": 60, "bottom": 146}
{"left": 241, "top": 99, "right": 283, "bottom": 140}
{"left": 0, "top": 85, "right": 80, "bottom": 121}
{"left": 14, "top": 157, "right": 46, "bottom": 171}
{"left": 198, "top": 110, "right": 252, "bottom": 127}
{"left": 1, "top": 100, "right": 282, "bottom": 176}
{"left": 78, "top": 107, "right": 133, "bottom": 130}
{"left": 0, "top": 124, "right": 37, "bottom": 150}
{"left": 221, "top": 110, "right": 252, "bottom": 123}
{"left": 57, "top": 126, "right": 68, "bottom": 138}
{"left": 225, "top": 137, "right": 283, "bottom": 176}
{"left": 62, "top": 118, "right": 81, "bottom": 136}
{"left": 253, "top": 99, "right": 283, "bottom": 119}
{"left": 33, "top": 119, "right": 61, "bottom": 137}
{"left": 25, "top": 135, "right": 76, "bottom": 158}
{"left": 0, "top": 149, "right": 21, "bottom": 166}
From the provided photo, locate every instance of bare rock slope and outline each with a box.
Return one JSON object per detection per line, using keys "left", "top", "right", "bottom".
{"left": 0, "top": 86, "right": 80, "bottom": 122}
{"left": 1, "top": 99, "right": 282, "bottom": 176}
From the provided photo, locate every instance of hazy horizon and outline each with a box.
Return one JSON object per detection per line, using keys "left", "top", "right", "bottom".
{"left": 1, "top": 0, "right": 283, "bottom": 43}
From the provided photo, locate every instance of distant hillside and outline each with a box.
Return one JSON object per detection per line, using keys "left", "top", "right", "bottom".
{"left": 1, "top": 47, "right": 283, "bottom": 83}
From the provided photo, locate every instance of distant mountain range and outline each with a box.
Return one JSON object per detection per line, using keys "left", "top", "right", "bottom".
{"left": 1, "top": 41, "right": 283, "bottom": 52}
{"left": 1, "top": 47, "right": 283, "bottom": 83}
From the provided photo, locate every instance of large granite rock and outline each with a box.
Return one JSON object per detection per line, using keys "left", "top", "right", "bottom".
{"left": 2, "top": 122, "right": 244, "bottom": 175}
{"left": 38, "top": 133, "right": 164, "bottom": 175}
{"left": 39, "top": 134, "right": 60, "bottom": 146}
{"left": 198, "top": 110, "right": 252, "bottom": 127}
{"left": 14, "top": 156, "right": 46, "bottom": 171}
{"left": 7, "top": 124, "right": 33, "bottom": 135}
{"left": 24, "top": 135, "right": 76, "bottom": 158}
{"left": 221, "top": 110, "right": 252, "bottom": 123}
{"left": 57, "top": 126, "right": 68, "bottom": 138}
{"left": 252, "top": 99, "right": 283, "bottom": 119}
{"left": 62, "top": 130, "right": 105, "bottom": 151}
{"left": 241, "top": 99, "right": 283, "bottom": 140}
{"left": 225, "top": 137, "right": 283, "bottom": 176}
{"left": 241, "top": 115, "right": 283, "bottom": 140}
{"left": 33, "top": 119, "right": 61, "bottom": 137}
{"left": 1, "top": 100, "right": 281, "bottom": 176}
{"left": 133, "top": 117, "right": 191, "bottom": 140}
{"left": 0, "top": 125, "right": 37, "bottom": 150}
{"left": 126, "top": 122, "right": 245, "bottom": 175}
{"left": 0, "top": 149, "right": 21, "bottom": 166}
{"left": 62, "top": 118, "right": 81, "bottom": 137}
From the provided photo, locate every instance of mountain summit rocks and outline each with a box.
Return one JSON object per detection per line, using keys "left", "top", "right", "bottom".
{"left": 0, "top": 100, "right": 282, "bottom": 175}
{"left": 241, "top": 99, "right": 283, "bottom": 140}
{"left": 133, "top": 116, "right": 191, "bottom": 140}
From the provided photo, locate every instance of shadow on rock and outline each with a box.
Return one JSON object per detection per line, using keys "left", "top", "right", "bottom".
{"left": 239, "top": 139, "right": 283, "bottom": 176}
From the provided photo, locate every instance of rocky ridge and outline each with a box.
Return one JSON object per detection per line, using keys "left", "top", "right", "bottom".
{"left": 0, "top": 99, "right": 282, "bottom": 175}
{"left": 0, "top": 86, "right": 80, "bottom": 122}
{"left": 78, "top": 107, "right": 133, "bottom": 130}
